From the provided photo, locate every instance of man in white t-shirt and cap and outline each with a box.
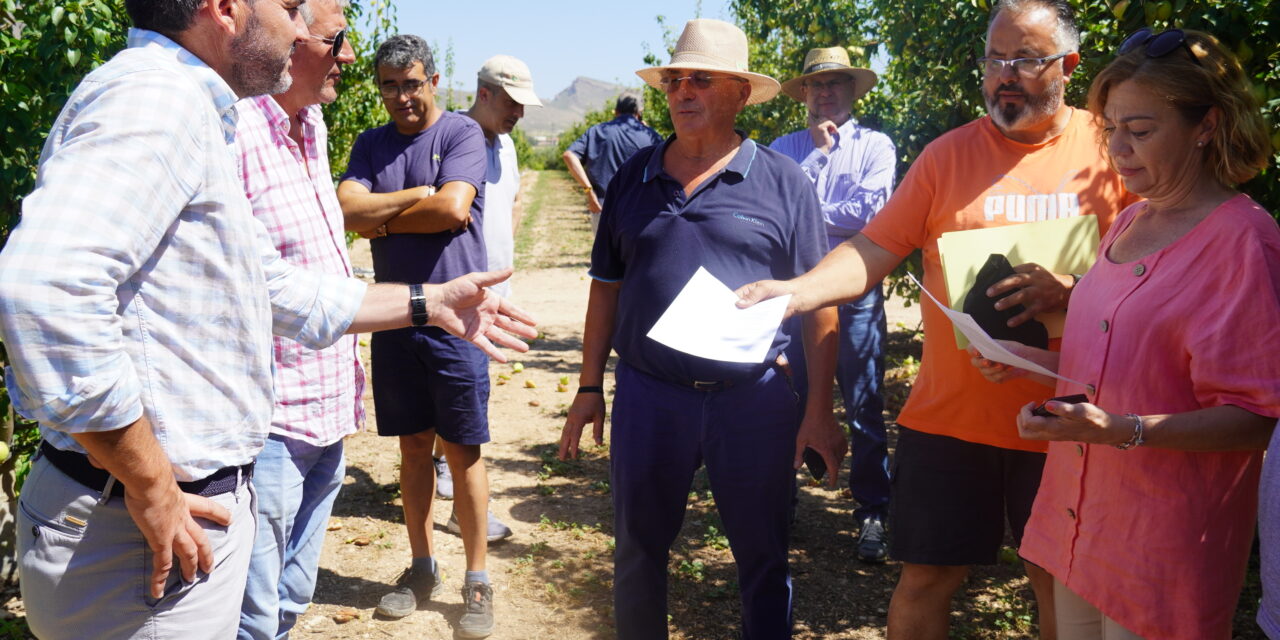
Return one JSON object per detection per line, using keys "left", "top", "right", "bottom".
{"left": 466, "top": 54, "right": 541, "bottom": 300}
{"left": 427, "top": 54, "right": 542, "bottom": 553}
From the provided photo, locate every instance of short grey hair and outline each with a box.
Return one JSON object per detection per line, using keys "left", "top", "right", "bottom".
{"left": 375, "top": 34, "right": 435, "bottom": 79}
{"left": 989, "top": 0, "right": 1080, "bottom": 53}
{"left": 299, "top": 0, "right": 349, "bottom": 26}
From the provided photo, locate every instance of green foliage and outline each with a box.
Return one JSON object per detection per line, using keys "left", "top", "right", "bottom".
{"left": 0, "top": 0, "right": 129, "bottom": 243}
{"left": 322, "top": 0, "right": 399, "bottom": 179}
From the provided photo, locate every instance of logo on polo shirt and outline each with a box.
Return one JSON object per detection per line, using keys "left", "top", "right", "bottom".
{"left": 733, "top": 212, "right": 764, "bottom": 226}
{"left": 982, "top": 173, "right": 1081, "bottom": 222}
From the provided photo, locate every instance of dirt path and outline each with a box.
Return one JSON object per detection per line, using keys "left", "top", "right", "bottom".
{"left": 295, "top": 170, "right": 1047, "bottom": 640}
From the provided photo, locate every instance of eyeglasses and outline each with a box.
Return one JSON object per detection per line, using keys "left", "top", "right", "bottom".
{"left": 658, "top": 72, "right": 745, "bottom": 93}
{"left": 1118, "top": 28, "right": 1203, "bottom": 67}
{"left": 803, "top": 77, "right": 852, "bottom": 92}
{"left": 309, "top": 27, "right": 346, "bottom": 59}
{"left": 977, "top": 52, "right": 1069, "bottom": 77}
{"left": 378, "top": 80, "right": 426, "bottom": 99}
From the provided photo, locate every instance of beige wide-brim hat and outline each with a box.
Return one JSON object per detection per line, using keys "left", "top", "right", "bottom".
{"left": 635, "top": 19, "right": 780, "bottom": 106}
{"left": 780, "top": 47, "right": 878, "bottom": 103}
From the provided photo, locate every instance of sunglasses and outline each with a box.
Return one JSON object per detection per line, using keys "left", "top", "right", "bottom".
{"left": 658, "top": 72, "right": 745, "bottom": 93}
{"left": 309, "top": 27, "right": 347, "bottom": 58}
{"left": 1118, "top": 28, "right": 1202, "bottom": 67}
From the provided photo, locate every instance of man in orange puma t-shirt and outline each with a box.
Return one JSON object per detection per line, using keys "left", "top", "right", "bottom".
{"left": 736, "top": 1, "right": 1136, "bottom": 638}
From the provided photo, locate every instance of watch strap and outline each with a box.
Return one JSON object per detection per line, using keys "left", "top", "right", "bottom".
{"left": 409, "top": 283, "right": 429, "bottom": 327}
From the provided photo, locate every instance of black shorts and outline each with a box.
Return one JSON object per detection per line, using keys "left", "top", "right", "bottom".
{"left": 370, "top": 326, "right": 490, "bottom": 444}
{"left": 889, "top": 425, "right": 1046, "bottom": 566}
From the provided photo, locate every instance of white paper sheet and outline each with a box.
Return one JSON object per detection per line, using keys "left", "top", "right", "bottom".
{"left": 647, "top": 267, "right": 791, "bottom": 363}
{"left": 907, "top": 273, "right": 1090, "bottom": 388}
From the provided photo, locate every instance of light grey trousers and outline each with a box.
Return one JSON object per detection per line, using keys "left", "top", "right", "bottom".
{"left": 17, "top": 455, "right": 256, "bottom": 640}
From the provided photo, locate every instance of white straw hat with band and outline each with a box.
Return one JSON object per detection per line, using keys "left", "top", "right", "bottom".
{"left": 636, "top": 19, "right": 780, "bottom": 105}
{"left": 780, "top": 46, "right": 878, "bottom": 103}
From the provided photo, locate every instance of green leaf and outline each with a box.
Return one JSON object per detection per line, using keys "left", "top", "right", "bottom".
{"left": 64, "top": 26, "right": 78, "bottom": 46}
{"left": 65, "top": 49, "right": 81, "bottom": 68}
{"left": 50, "top": 6, "right": 65, "bottom": 26}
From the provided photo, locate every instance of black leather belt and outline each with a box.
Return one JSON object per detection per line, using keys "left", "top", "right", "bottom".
{"left": 39, "top": 441, "right": 253, "bottom": 498}
{"left": 689, "top": 380, "right": 734, "bottom": 392}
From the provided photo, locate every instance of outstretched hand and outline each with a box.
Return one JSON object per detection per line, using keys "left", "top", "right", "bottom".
{"left": 986, "top": 263, "right": 1073, "bottom": 327}
{"left": 428, "top": 269, "right": 538, "bottom": 362}
{"left": 734, "top": 279, "right": 803, "bottom": 319}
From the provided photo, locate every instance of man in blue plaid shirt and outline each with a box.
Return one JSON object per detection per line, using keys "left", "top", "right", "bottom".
{"left": 0, "top": 2, "right": 534, "bottom": 638}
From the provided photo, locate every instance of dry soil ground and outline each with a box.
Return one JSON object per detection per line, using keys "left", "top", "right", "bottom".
{"left": 293, "top": 169, "right": 1055, "bottom": 640}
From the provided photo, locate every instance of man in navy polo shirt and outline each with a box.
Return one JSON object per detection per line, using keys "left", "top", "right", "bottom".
{"left": 558, "top": 19, "right": 846, "bottom": 639}
{"left": 336, "top": 34, "right": 498, "bottom": 637}
{"left": 562, "top": 94, "right": 662, "bottom": 234}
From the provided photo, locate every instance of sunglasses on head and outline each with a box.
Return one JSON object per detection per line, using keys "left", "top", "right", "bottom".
{"left": 310, "top": 27, "right": 347, "bottom": 58}
{"left": 1118, "top": 28, "right": 1202, "bottom": 67}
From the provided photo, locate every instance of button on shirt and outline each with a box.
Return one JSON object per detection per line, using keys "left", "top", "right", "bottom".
{"left": 769, "top": 118, "right": 896, "bottom": 250}
{"left": 1020, "top": 195, "right": 1280, "bottom": 639}
{"left": 235, "top": 95, "right": 366, "bottom": 447}
{"left": 590, "top": 136, "right": 826, "bottom": 384}
{"left": 568, "top": 115, "right": 664, "bottom": 198}
{"left": 0, "top": 30, "right": 365, "bottom": 481}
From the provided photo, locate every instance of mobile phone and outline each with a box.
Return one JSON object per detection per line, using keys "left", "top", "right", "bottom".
{"left": 802, "top": 447, "right": 827, "bottom": 481}
{"left": 1031, "top": 393, "right": 1089, "bottom": 417}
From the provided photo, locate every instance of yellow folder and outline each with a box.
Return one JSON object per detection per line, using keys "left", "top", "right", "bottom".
{"left": 937, "top": 216, "right": 1100, "bottom": 349}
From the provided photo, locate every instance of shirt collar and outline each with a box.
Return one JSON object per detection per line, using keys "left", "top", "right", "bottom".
{"left": 642, "top": 131, "right": 758, "bottom": 183}
{"left": 128, "top": 28, "right": 240, "bottom": 144}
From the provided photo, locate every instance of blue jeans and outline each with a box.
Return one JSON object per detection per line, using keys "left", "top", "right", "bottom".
{"left": 836, "top": 285, "right": 889, "bottom": 521}
{"left": 787, "top": 284, "right": 889, "bottom": 522}
{"left": 610, "top": 361, "right": 800, "bottom": 639}
{"left": 238, "top": 435, "right": 345, "bottom": 640}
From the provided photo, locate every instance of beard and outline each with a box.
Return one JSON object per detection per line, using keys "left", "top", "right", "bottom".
{"left": 229, "top": 10, "right": 293, "bottom": 97}
{"left": 983, "top": 75, "right": 1063, "bottom": 131}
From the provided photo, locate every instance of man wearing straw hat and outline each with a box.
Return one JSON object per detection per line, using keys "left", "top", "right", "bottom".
{"left": 559, "top": 18, "right": 846, "bottom": 639}
{"left": 771, "top": 47, "right": 896, "bottom": 564}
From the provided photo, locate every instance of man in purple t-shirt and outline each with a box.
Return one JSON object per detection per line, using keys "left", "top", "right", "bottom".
{"left": 337, "top": 34, "right": 498, "bottom": 637}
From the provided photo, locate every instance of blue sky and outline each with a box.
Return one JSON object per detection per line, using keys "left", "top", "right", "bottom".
{"left": 391, "top": 1, "right": 733, "bottom": 99}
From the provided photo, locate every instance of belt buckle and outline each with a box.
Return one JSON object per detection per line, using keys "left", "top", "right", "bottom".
{"left": 692, "top": 380, "right": 722, "bottom": 391}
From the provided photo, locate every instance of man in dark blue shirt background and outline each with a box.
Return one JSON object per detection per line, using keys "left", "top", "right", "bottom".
{"left": 562, "top": 94, "right": 663, "bottom": 234}
{"left": 558, "top": 19, "right": 847, "bottom": 640}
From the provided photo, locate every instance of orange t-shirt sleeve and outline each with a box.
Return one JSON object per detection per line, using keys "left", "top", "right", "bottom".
{"left": 862, "top": 148, "right": 936, "bottom": 257}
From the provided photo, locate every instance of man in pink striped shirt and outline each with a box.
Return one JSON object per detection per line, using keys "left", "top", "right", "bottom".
{"left": 233, "top": 1, "right": 361, "bottom": 637}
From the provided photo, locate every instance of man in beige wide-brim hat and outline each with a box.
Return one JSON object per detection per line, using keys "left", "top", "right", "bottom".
{"left": 561, "top": 16, "right": 846, "bottom": 640}
{"left": 780, "top": 46, "right": 878, "bottom": 103}
{"left": 769, "top": 44, "right": 897, "bottom": 567}
{"left": 635, "top": 18, "right": 781, "bottom": 104}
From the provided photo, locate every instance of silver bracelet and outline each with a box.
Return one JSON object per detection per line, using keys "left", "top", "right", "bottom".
{"left": 1114, "top": 413, "right": 1145, "bottom": 450}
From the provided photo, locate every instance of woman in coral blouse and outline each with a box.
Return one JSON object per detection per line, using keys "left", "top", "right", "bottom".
{"left": 972, "top": 29, "right": 1280, "bottom": 639}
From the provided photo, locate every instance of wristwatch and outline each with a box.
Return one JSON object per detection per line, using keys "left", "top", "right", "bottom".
{"left": 408, "top": 283, "right": 429, "bottom": 327}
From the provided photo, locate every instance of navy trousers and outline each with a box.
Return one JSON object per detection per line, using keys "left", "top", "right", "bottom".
{"left": 610, "top": 361, "right": 800, "bottom": 640}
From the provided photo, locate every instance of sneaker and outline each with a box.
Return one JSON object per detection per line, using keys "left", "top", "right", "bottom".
{"left": 434, "top": 457, "right": 454, "bottom": 500}
{"left": 447, "top": 509, "right": 514, "bottom": 543}
{"left": 856, "top": 516, "right": 888, "bottom": 564}
{"left": 374, "top": 563, "right": 445, "bottom": 619}
{"left": 457, "top": 581, "right": 494, "bottom": 638}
